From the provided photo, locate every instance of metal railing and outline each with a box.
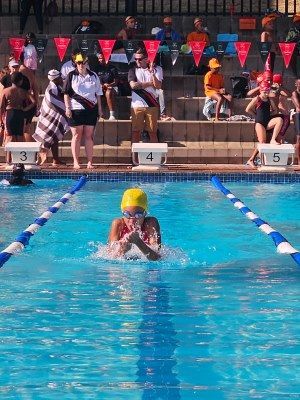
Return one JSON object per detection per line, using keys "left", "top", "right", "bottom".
{"left": 0, "top": 1, "right": 299, "bottom": 16}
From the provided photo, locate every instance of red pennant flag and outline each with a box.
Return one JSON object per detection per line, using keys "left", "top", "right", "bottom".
{"left": 98, "top": 40, "right": 116, "bottom": 63}
{"left": 54, "top": 37, "right": 71, "bottom": 62}
{"left": 234, "top": 42, "right": 251, "bottom": 67}
{"left": 278, "top": 42, "right": 296, "bottom": 68}
{"left": 9, "top": 38, "right": 25, "bottom": 61}
{"left": 189, "top": 41, "right": 206, "bottom": 67}
{"left": 143, "top": 40, "right": 161, "bottom": 63}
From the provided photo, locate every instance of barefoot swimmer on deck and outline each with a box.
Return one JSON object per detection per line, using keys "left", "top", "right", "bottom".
{"left": 108, "top": 188, "right": 161, "bottom": 261}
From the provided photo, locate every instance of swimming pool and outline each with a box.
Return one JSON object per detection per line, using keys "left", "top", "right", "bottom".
{"left": 0, "top": 179, "right": 299, "bottom": 399}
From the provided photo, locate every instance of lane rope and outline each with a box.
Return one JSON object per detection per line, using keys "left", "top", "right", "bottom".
{"left": 0, "top": 175, "right": 88, "bottom": 268}
{"left": 211, "top": 176, "right": 300, "bottom": 267}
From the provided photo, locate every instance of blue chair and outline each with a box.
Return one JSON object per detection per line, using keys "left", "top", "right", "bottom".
{"left": 217, "top": 33, "right": 238, "bottom": 56}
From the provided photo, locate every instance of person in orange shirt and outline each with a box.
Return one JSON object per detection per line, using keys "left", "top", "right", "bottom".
{"left": 187, "top": 17, "right": 210, "bottom": 46}
{"left": 204, "top": 58, "right": 233, "bottom": 120}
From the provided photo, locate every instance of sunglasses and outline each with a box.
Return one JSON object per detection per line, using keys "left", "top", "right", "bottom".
{"left": 135, "top": 57, "right": 146, "bottom": 61}
{"left": 122, "top": 210, "right": 147, "bottom": 219}
{"left": 76, "top": 61, "right": 87, "bottom": 65}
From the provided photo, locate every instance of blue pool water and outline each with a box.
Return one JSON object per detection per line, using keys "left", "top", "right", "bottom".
{"left": 0, "top": 179, "right": 299, "bottom": 399}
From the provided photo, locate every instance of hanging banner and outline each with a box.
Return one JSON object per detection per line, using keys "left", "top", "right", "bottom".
{"left": 9, "top": 38, "right": 25, "bottom": 61}
{"left": 278, "top": 42, "right": 296, "bottom": 68}
{"left": 123, "top": 40, "right": 138, "bottom": 63}
{"left": 169, "top": 41, "right": 181, "bottom": 65}
{"left": 98, "top": 39, "right": 116, "bottom": 63}
{"left": 76, "top": 38, "right": 91, "bottom": 55}
{"left": 213, "top": 41, "right": 228, "bottom": 61}
{"left": 234, "top": 41, "right": 251, "bottom": 67}
{"left": 189, "top": 41, "right": 206, "bottom": 67}
{"left": 143, "top": 40, "right": 160, "bottom": 64}
{"left": 257, "top": 42, "right": 271, "bottom": 65}
{"left": 54, "top": 37, "right": 71, "bottom": 62}
{"left": 34, "top": 38, "right": 48, "bottom": 63}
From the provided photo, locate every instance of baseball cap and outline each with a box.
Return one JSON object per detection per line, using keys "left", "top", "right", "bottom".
{"left": 209, "top": 58, "right": 221, "bottom": 69}
{"left": 125, "top": 16, "right": 135, "bottom": 23}
{"left": 194, "top": 17, "right": 203, "bottom": 26}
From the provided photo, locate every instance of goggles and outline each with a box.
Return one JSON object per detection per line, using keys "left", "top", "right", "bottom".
{"left": 122, "top": 210, "right": 147, "bottom": 219}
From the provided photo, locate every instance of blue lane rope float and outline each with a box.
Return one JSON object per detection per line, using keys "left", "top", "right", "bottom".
{"left": 0, "top": 175, "right": 88, "bottom": 268}
{"left": 211, "top": 176, "right": 300, "bottom": 267}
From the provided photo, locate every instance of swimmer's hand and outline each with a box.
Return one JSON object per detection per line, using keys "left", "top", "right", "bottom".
{"left": 107, "top": 239, "right": 132, "bottom": 258}
{"left": 126, "top": 231, "right": 161, "bottom": 261}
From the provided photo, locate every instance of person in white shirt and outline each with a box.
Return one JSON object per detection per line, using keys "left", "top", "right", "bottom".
{"left": 21, "top": 32, "right": 38, "bottom": 72}
{"left": 128, "top": 48, "right": 162, "bottom": 143}
{"left": 63, "top": 53, "right": 102, "bottom": 170}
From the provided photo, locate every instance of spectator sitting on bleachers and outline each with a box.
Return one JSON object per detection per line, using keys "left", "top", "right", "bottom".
{"left": 93, "top": 52, "right": 119, "bottom": 120}
{"left": 117, "top": 16, "right": 137, "bottom": 40}
{"left": 155, "top": 17, "right": 182, "bottom": 42}
{"left": 20, "top": 32, "right": 38, "bottom": 73}
{"left": 187, "top": 17, "right": 210, "bottom": 46}
{"left": 204, "top": 58, "right": 233, "bottom": 120}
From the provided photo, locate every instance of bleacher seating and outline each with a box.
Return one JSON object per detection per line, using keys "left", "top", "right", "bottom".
{"left": 0, "top": 14, "right": 298, "bottom": 165}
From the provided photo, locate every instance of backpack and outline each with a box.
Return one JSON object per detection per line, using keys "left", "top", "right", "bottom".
{"left": 230, "top": 76, "right": 249, "bottom": 99}
{"left": 44, "top": 0, "right": 58, "bottom": 24}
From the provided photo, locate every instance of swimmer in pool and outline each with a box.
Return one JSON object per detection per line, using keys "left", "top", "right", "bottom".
{"left": 0, "top": 163, "right": 33, "bottom": 186}
{"left": 108, "top": 188, "right": 161, "bottom": 260}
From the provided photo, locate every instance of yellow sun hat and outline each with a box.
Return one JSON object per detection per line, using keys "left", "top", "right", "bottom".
{"left": 121, "top": 188, "right": 148, "bottom": 211}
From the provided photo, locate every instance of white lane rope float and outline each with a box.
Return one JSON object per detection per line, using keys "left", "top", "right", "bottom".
{"left": 211, "top": 176, "right": 300, "bottom": 267}
{"left": 0, "top": 175, "right": 88, "bottom": 268}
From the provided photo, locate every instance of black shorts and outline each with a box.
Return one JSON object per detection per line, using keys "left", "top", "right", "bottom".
{"left": 5, "top": 109, "right": 24, "bottom": 136}
{"left": 68, "top": 107, "right": 98, "bottom": 127}
{"left": 24, "top": 106, "right": 37, "bottom": 124}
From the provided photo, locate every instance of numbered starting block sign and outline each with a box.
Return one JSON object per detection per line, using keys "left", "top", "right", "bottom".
{"left": 257, "top": 143, "right": 295, "bottom": 171}
{"left": 132, "top": 143, "right": 168, "bottom": 170}
{"left": 5, "top": 142, "right": 41, "bottom": 169}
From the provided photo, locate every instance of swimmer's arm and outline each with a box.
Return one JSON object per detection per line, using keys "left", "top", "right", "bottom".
{"left": 245, "top": 97, "right": 258, "bottom": 116}
{"left": 246, "top": 87, "right": 259, "bottom": 97}
{"left": 128, "top": 217, "right": 162, "bottom": 261}
{"left": 107, "top": 219, "right": 131, "bottom": 257}
{"left": 127, "top": 232, "right": 161, "bottom": 261}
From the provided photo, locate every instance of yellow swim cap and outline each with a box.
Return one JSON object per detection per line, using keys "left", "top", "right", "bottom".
{"left": 121, "top": 188, "right": 148, "bottom": 211}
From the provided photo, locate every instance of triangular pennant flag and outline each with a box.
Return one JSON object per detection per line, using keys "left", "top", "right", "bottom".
{"left": 123, "top": 40, "right": 138, "bottom": 63}
{"left": 257, "top": 42, "right": 271, "bottom": 65}
{"left": 98, "top": 40, "right": 116, "bottom": 63}
{"left": 234, "top": 41, "right": 251, "bottom": 67}
{"left": 76, "top": 38, "right": 91, "bottom": 55}
{"left": 278, "top": 42, "right": 296, "bottom": 68}
{"left": 54, "top": 37, "right": 71, "bottom": 62}
{"left": 9, "top": 37, "right": 25, "bottom": 61}
{"left": 213, "top": 41, "right": 228, "bottom": 61}
{"left": 143, "top": 40, "right": 160, "bottom": 63}
{"left": 169, "top": 41, "right": 181, "bottom": 65}
{"left": 189, "top": 41, "right": 206, "bottom": 67}
{"left": 34, "top": 38, "right": 48, "bottom": 63}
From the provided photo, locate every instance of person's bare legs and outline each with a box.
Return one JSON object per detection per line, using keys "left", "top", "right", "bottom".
{"left": 83, "top": 125, "right": 95, "bottom": 169}
{"left": 211, "top": 93, "right": 224, "bottom": 120}
{"left": 295, "top": 136, "right": 300, "bottom": 165}
{"left": 267, "top": 117, "right": 283, "bottom": 145}
{"left": 24, "top": 123, "right": 33, "bottom": 142}
{"left": 71, "top": 125, "right": 83, "bottom": 169}
{"left": 105, "top": 88, "right": 115, "bottom": 112}
{"left": 223, "top": 94, "right": 233, "bottom": 118}
{"left": 247, "top": 123, "right": 266, "bottom": 168}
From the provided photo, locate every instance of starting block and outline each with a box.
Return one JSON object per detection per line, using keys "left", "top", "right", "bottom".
{"left": 5, "top": 142, "right": 41, "bottom": 170}
{"left": 132, "top": 143, "right": 168, "bottom": 170}
{"left": 257, "top": 143, "right": 295, "bottom": 171}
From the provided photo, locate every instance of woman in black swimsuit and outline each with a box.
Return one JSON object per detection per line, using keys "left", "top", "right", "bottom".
{"left": 245, "top": 81, "right": 283, "bottom": 168}
{"left": 291, "top": 78, "right": 300, "bottom": 164}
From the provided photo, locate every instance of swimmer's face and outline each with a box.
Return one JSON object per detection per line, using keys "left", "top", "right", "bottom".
{"left": 122, "top": 206, "right": 146, "bottom": 229}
